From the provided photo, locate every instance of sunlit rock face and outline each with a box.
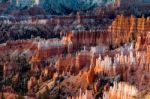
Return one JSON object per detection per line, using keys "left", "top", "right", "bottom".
{"left": 103, "top": 82, "right": 138, "bottom": 99}
{"left": 54, "top": 50, "right": 93, "bottom": 74}
{"left": 63, "top": 15, "right": 150, "bottom": 49}
{"left": 68, "top": 82, "right": 138, "bottom": 99}
{"left": 0, "top": 13, "right": 150, "bottom": 99}
{"left": 136, "top": 31, "right": 150, "bottom": 65}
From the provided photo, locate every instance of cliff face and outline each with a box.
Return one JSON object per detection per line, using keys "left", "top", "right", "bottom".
{"left": 64, "top": 15, "right": 150, "bottom": 49}
{"left": 0, "top": 15, "right": 150, "bottom": 99}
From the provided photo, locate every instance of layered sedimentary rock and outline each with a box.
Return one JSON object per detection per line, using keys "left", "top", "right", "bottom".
{"left": 65, "top": 40, "right": 150, "bottom": 98}
{"left": 55, "top": 49, "right": 93, "bottom": 74}
{"left": 0, "top": 14, "right": 150, "bottom": 99}
{"left": 64, "top": 15, "right": 150, "bottom": 48}
{"left": 55, "top": 54, "right": 76, "bottom": 74}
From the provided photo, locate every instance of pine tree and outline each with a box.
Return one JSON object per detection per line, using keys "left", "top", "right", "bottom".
{"left": 17, "top": 94, "right": 24, "bottom": 99}
{"left": 39, "top": 86, "right": 50, "bottom": 99}
{"left": 38, "top": 93, "right": 43, "bottom": 99}
{"left": 1, "top": 92, "right": 5, "bottom": 99}
{"left": 2, "top": 0, "right": 8, "bottom": 3}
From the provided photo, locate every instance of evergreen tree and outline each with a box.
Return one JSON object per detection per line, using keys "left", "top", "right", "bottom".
{"left": 17, "top": 94, "right": 24, "bottom": 99}
{"left": 2, "top": 0, "right": 8, "bottom": 3}
{"left": 39, "top": 86, "right": 49, "bottom": 99}
{"left": 38, "top": 93, "right": 43, "bottom": 99}
{"left": 1, "top": 92, "right": 5, "bottom": 99}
